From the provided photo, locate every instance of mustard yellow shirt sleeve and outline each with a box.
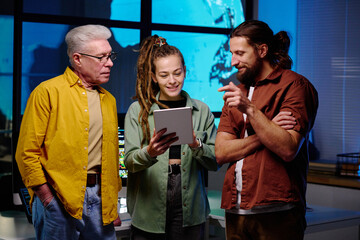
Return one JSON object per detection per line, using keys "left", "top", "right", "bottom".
{"left": 15, "top": 85, "right": 50, "bottom": 189}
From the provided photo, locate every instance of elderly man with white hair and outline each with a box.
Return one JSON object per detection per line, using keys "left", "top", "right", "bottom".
{"left": 16, "top": 24, "right": 121, "bottom": 240}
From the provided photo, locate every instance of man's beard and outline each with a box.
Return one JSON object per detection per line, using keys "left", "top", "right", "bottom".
{"left": 236, "top": 57, "right": 262, "bottom": 88}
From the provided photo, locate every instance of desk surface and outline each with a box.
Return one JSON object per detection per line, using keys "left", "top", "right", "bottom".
{"left": 307, "top": 172, "right": 360, "bottom": 189}
{"left": 2, "top": 192, "right": 360, "bottom": 239}
{"left": 207, "top": 190, "right": 360, "bottom": 234}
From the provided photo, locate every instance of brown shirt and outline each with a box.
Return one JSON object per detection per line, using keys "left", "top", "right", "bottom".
{"left": 218, "top": 68, "right": 318, "bottom": 211}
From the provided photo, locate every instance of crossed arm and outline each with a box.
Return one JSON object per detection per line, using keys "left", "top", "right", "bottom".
{"left": 215, "top": 82, "right": 304, "bottom": 165}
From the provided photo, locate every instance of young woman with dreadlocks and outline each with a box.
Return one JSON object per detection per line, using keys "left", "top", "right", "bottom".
{"left": 124, "top": 35, "right": 218, "bottom": 240}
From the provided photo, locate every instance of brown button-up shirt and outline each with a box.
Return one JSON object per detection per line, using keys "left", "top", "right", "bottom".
{"left": 218, "top": 68, "right": 318, "bottom": 211}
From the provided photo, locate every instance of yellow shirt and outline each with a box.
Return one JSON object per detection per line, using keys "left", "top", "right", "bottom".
{"left": 15, "top": 67, "right": 121, "bottom": 225}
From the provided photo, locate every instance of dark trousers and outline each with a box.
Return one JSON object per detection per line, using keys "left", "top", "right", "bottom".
{"left": 131, "top": 173, "right": 204, "bottom": 240}
{"left": 225, "top": 207, "right": 306, "bottom": 240}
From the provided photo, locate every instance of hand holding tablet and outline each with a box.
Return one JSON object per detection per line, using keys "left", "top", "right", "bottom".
{"left": 153, "top": 107, "right": 193, "bottom": 145}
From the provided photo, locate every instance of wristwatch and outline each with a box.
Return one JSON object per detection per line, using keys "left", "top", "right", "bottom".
{"left": 195, "top": 137, "right": 203, "bottom": 149}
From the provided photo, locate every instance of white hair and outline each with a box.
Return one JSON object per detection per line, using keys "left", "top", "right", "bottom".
{"left": 65, "top": 24, "right": 112, "bottom": 66}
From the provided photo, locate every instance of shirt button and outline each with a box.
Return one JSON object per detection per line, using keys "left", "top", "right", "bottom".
{"left": 85, "top": 128, "right": 88, "bottom": 131}
{"left": 183, "top": 203, "right": 187, "bottom": 207}
{"left": 78, "top": 80, "right": 81, "bottom": 84}
{"left": 83, "top": 166, "right": 86, "bottom": 170}
{"left": 182, "top": 152, "right": 185, "bottom": 155}
{"left": 85, "top": 109, "right": 88, "bottom": 112}
{"left": 82, "top": 92, "right": 86, "bottom": 95}
{"left": 84, "top": 147, "right": 87, "bottom": 150}
{"left": 82, "top": 186, "right": 85, "bottom": 189}
{"left": 183, "top": 186, "right": 186, "bottom": 189}
{"left": 182, "top": 168, "right": 185, "bottom": 172}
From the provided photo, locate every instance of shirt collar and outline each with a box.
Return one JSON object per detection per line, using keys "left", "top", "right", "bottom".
{"left": 256, "top": 67, "right": 285, "bottom": 85}
{"left": 64, "top": 67, "right": 80, "bottom": 87}
{"left": 63, "top": 66, "right": 105, "bottom": 94}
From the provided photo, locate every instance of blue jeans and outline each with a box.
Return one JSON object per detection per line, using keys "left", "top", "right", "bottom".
{"left": 32, "top": 184, "right": 115, "bottom": 240}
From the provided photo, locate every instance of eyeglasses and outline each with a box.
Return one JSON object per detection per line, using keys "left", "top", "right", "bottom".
{"left": 79, "top": 52, "right": 117, "bottom": 63}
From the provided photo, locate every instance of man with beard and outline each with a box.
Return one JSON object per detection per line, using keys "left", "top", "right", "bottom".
{"left": 215, "top": 20, "right": 318, "bottom": 239}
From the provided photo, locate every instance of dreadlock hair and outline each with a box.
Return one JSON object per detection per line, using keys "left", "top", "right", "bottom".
{"left": 134, "top": 35, "right": 185, "bottom": 146}
{"left": 230, "top": 20, "right": 292, "bottom": 69}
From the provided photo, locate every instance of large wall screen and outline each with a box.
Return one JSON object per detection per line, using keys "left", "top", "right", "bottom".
{"left": 17, "top": 0, "right": 245, "bottom": 116}
{"left": 0, "top": 15, "right": 13, "bottom": 172}
{"left": 23, "top": 0, "right": 141, "bottom": 22}
{"left": 9, "top": 0, "right": 245, "bottom": 200}
{"left": 153, "top": 0, "right": 243, "bottom": 28}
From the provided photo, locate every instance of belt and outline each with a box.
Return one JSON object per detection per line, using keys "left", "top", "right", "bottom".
{"left": 87, "top": 173, "right": 101, "bottom": 186}
{"left": 168, "top": 164, "right": 181, "bottom": 175}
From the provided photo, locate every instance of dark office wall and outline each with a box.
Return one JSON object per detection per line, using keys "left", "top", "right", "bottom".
{"left": 297, "top": 0, "right": 360, "bottom": 161}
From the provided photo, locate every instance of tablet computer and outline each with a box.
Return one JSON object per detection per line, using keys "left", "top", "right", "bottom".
{"left": 153, "top": 106, "right": 193, "bottom": 145}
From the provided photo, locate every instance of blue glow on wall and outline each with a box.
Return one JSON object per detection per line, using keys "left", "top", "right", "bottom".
{"left": 258, "top": 0, "right": 297, "bottom": 71}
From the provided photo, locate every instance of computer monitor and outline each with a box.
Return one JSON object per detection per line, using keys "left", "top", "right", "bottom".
{"left": 118, "top": 128, "right": 127, "bottom": 186}
{"left": 117, "top": 128, "right": 128, "bottom": 212}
